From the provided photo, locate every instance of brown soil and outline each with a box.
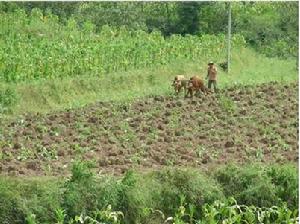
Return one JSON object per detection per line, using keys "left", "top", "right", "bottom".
{"left": 0, "top": 82, "right": 298, "bottom": 176}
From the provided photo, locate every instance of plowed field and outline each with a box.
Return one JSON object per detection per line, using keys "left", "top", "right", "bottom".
{"left": 0, "top": 82, "right": 298, "bottom": 176}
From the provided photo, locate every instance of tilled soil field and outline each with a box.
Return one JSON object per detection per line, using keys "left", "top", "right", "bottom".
{"left": 0, "top": 82, "right": 298, "bottom": 176}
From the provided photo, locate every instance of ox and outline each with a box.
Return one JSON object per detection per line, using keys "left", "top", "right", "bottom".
{"left": 186, "top": 75, "right": 211, "bottom": 98}
{"left": 172, "top": 75, "right": 188, "bottom": 96}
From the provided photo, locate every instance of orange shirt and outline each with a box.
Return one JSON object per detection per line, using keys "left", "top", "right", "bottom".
{"left": 207, "top": 66, "right": 218, "bottom": 80}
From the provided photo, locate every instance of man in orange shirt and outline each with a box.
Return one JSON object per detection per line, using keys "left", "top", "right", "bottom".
{"left": 206, "top": 61, "right": 218, "bottom": 93}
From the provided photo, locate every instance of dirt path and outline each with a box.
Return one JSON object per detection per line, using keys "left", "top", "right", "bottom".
{"left": 0, "top": 82, "right": 298, "bottom": 176}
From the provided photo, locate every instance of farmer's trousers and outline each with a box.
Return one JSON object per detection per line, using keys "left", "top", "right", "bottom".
{"left": 208, "top": 80, "right": 218, "bottom": 93}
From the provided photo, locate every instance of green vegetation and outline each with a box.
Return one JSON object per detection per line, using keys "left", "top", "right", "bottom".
{"left": 0, "top": 162, "right": 297, "bottom": 224}
{"left": 0, "top": 87, "right": 18, "bottom": 114}
{"left": 0, "top": 2, "right": 298, "bottom": 223}
{"left": 0, "top": 2, "right": 298, "bottom": 117}
{"left": 166, "top": 197, "right": 298, "bottom": 224}
{"left": 1, "top": 47, "right": 298, "bottom": 117}
{"left": 0, "top": 81, "right": 297, "bottom": 178}
{"left": 1, "top": 2, "right": 298, "bottom": 58}
{"left": 218, "top": 96, "right": 237, "bottom": 114}
{"left": 214, "top": 164, "right": 298, "bottom": 209}
{"left": 1, "top": 8, "right": 245, "bottom": 82}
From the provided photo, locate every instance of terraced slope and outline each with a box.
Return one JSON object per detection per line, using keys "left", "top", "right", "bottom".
{"left": 0, "top": 82, "right": 298, "bottom": 176}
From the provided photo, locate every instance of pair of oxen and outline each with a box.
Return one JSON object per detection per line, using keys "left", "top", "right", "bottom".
{"left": 172, "top": 75, "right": 211, "bottom": 98}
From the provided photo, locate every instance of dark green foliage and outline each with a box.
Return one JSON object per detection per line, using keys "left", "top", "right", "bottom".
{"left": 19, "top": 180, "right": 62, "bottom": 223}
{"left": 266, "top": 164, "right": 299, "bottom": 209}
{"left": 62, "top": 161, "right": 100, "bottom": 218}
{"left": 232, "top": 2, "right": 298, "bottom": 58}
{"left": 109, "top": 168, "right": 225, "bottom": 223}
{"left": 198, "top": 3, "right": 228, "bottom": 34}
{"left": 0, "top": 179, "right": 25, "bottom": 224}
{"left": 62, "top": 161, "right": 127, "bottom": 219}
{"left": 69, "top": 160, "right": 94, "bottom": 181}
{"left": 214, "top": 165, "right": 278, "bottom": 207}
{"left": 74, "top": 2, "right": 147, "bottom": 32}
{"left": 143, "top": 3, "right": 178, "bottom": 36}
{"left": 154, "top": 168, "right": 224, "bottom": 218}
{"left": 214, "top": 164, "right": 298, "bottom": 209}
{"left": 0, "top": 2, "right": 297, "bottom": 58}
{"left": 176, "top": 2, "right": 202, "bottom": 35}
{"left": 0, "top": 164, "right": 297, "bottom": 223}
{"left": 0, "top": 177, "right": 62, "bottom": 224}
{"left": 117, "top": 171, "right": 147, "bottom": 223}
{"left": 0, "top": 2, "right": 80, "bottom": 23}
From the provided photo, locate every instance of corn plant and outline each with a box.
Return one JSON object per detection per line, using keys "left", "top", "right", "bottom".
{"left": 25, "top": 213, "right": 37, "bottom": 224}
{"left": 68, "top": 205, "right": 124, "bottom": 224}
{"left": 1, "top": 9, "right": 246, "bottom": 83}
{"left": 165, "top": 197, "right": 298, "bottom": 224}
{"left": 55, "top": 208, "right": 66, "bottom": 224}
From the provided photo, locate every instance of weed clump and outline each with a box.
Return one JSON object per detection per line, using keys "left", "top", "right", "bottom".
{"left": 0, "top": 87, "right": 18, "bottom": 113}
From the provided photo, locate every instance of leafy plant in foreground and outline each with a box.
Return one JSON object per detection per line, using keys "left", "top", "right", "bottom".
{"left": 165, "top": 197, "right": 299, "bottom": 224}
{"left": 69, "top": 205, "right": 123, "bottom": 224}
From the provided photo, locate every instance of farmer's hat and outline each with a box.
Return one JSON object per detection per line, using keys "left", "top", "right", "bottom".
{"left": 208, "top": 61, "right": 214, "bottom": 65}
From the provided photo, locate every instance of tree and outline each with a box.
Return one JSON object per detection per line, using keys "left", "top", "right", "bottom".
{"left": 176, "top": 2, "right": 202, "bottom": 35}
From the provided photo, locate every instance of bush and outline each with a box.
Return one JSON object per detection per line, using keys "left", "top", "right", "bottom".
{"left": 147, "top": 168, "right": 224, "bottom": 221}
{"left": 0, "top": 164, "right": 297, "bottom": 223}
{"left": 0, "top": 179, "right": 25, "bottom": 224}
{"left": 62, "top": 160, "right": 126, "bottom": 219}
{"left": 112, "top": 168, "right": 224, "bottom": 223}
{"left": 18, "top": 180, "right": 62, "bottom": 223}
{"left": 266, "top": 164, "right": 298, "bottom": 209}
{"left": 214, "top": 164, "right": 299, "bottom": 209}
{"left": 62, "top": 161, "right": 100, "bottom": 218}
{"left": 0, "top": 177, "right": 62, "bottom": 224}
{"left": 117, "top": 170, "right": 162, "bottom": 223}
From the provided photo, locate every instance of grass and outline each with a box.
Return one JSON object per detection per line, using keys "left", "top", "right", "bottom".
{"left": 220, "top": 47, "right": 298, "bottom": 86}
{"left": 0, "top": 47, "right": 298, "bottom": 118}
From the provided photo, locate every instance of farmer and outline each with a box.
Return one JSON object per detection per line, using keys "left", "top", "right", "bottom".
{"left": 206, "top": 61, "right": 218, "bottom": 93}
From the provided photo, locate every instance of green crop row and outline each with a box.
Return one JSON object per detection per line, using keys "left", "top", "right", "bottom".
{"left": 1, "top": 8, "right": 246, "bottom": 82}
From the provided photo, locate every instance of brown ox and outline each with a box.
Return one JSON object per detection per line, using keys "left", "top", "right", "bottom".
{"left": 186, "top": 75, "right": 211, "bottom": 98}
{"left": 172, "top": 75, "right": 188, "bottom": 96}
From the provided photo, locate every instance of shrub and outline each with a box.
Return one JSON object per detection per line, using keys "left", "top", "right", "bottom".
{"left": 0, "top": 164, "right": 297, "bottom": 223}
{"left": 114, "top": 168, "right": 224, "bottom": 223}
{"left": 0, "top": 177, "right": 62, "bottom": 224}
{"left": 151, "top": 168, "right": 225, "bottom": 220}
{"left": 62, "top": 160, "right": 99, "bottom": 218}
{"left": 0, "top": 179, "right": 25, "bottom": 224}
{"left": 213, "top": 164, "right": 299, "bottom": 210}
{"left": 266, "top": 164, "right": 298, "bottom": 209}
